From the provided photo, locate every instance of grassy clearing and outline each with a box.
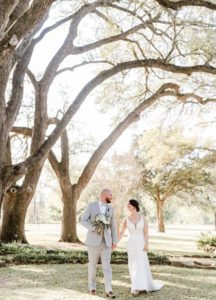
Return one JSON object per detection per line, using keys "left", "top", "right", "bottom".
{"left": 25, "top": 224, "right": 216, "bottom": 257}
{"left": 0, "top": 264, "right": 216, "bottom": 300}
{"left": 1, "top": 224, "right": 216, "bottom": 299}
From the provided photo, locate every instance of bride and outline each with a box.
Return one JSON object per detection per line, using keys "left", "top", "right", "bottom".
{"left": 118, "top": 199, "right": 164, "bottom": 296}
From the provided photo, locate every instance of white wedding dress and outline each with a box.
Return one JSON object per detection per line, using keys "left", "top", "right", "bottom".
{"left": 126, "top": 216, "right": 164, "bottom": 292}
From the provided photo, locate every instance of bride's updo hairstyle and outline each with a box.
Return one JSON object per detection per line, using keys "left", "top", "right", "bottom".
{"left": 129, "top": 199, "right": 140, "bottom": 212}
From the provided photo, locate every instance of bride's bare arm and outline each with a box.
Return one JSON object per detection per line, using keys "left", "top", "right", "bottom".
{"left": 143, "top": 216, "right": 149, "bottom": 252}
{"left": 118, "top": 219, "right": 127, "bottom": 242}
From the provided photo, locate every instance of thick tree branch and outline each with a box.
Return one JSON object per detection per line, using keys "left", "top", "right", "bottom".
{"left": 6, "top": 1, "right": 30, "bottom": 31}
{"left": 0, "top": 0, "right": 19, "bottom": 38}
{"left": 196, "top": 147, "right": 216, "bottom": 153}
{"left": 14, "top": 11, "right": 48, "bottom": 65}
{"left": 60, "top": 130, "right": 70, "bottom": 173}
{"left": 4, "top": 57, "right": 216, "bottom": 189}
{"left": 33, "top": 13, "right": 75, "bottom": 45}
{"left": 75, "top": 83, "right": 179, "bottom": 195}
{"left": 0, "top": 0, "right": 54, "bottom": 66}
{"left": 22, "top": 59, "right": 216, "bottom": 165}
{"left": 155, "top": 0, "right": 216, "bottom": 10}
{"left": 48, "top": 150, "right": 61, "bottom": 178}
{"left": 6, "top": 43, "right": 35, "bottom": 132}
{"left": 11, "top": 126, "right": 32, "bottom": 137}
{"left": 11, "top": 125, "right": 69, "bottom": 179}
{"left": 26, "top": 69, "right": 38, "bottom": 91}
{"left": 40, "top": 1, "right": 107, "bottom": 91}
{"left": 75, "top": 81, "right": 213, "bottom": 196}
{"left": 41, "top": 1, "right": 159, "bottom": 88}
{"left": 56, "top": 60, "right": 114, "bottom": 76}
{"left": 47, "top": 118, "right": 70, "bottom": 174}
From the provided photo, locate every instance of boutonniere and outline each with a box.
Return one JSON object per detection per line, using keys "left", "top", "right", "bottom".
{"left": 106, "top": 205, "right": 111, "bottom": 215}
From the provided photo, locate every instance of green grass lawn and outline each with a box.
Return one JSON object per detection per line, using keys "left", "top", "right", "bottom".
{"left": 1, "top": 224, "right": 216, "bottom": 299}
{"left": 0, "top": 264, "right": 216, "bottom": 300}
{"left": 26, "top": 223, "right": 215, "bottom": 256}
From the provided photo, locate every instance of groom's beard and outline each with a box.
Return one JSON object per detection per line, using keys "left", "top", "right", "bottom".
{"left": 105, "top": 198, "right": 111, "bottom": 203}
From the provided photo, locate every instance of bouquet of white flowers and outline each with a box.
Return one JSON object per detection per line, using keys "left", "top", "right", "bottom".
{"left": 91, "top": 214, "right": 111, "bottom": 236}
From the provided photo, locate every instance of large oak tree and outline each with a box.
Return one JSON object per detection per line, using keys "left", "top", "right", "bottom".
{"left": 1, "top": 0, "right": 216, "bottom": 242}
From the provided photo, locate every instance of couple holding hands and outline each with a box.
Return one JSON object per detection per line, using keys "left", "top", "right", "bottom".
{"left": 81, "top": 189, "right": 164, "bottom": 298}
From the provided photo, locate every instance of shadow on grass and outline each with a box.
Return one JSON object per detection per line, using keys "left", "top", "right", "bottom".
{"left": 0, "top": 264, "right": 216, "bottom": 299}
{"left": 149, "top": 236, "right": 197, "bottom": 242}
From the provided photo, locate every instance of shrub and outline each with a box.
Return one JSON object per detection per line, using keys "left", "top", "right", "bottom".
{"left": 0, "top": 243, "right": 169, "bottom": 265}
{"left": 197, "top": 233, "right": 216, "bottom": 253}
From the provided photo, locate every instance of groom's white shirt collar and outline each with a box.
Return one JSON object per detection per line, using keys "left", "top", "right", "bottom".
{"left": 98, "top": 200, "right": 106, "bottom": 215}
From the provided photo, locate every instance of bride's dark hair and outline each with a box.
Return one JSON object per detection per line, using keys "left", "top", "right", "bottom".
{"left": 129, "top": 199, "right": 140, "bottom": 212}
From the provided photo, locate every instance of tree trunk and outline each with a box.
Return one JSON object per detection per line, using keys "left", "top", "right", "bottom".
{"left": 60, "top": 185, "right": 80, "bottom": 243}
{"left": 1, "top": 160, "right": 47, "bottom": 243}
{"left": 1, "top": 191, "right": 28, "bottom": 243}
{"left": 0, "top": 0, "right": 54, "bottom": 66}
{"left": 0, "top": 0, "right": 19, "bottom": 38}
{"left": 0, "top": 77, "right": 47, "bottom": 242}
{"left": 214, "top": 212, "right": 216, "bottom": 231}
{"left": 0, "top": 54, "right": 14, "bottom": 211}
{"left": 156, "top": 195, "right": 165, "bottom": 232}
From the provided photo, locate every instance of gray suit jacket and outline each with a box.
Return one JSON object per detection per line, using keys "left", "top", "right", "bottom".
{"left": 80, "top": 201, "right": 118, "bottom": 248}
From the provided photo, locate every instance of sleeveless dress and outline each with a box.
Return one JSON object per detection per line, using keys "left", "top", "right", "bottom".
{"left": 126, "top": 216, "right": 164, "bottom": 292}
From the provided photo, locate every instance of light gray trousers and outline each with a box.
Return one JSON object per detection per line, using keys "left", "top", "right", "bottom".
{"left": 87, "top": 240, "right": 112, "bottom": 292}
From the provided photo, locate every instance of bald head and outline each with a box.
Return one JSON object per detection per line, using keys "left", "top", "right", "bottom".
{"left": 100, "top": 189, "right": 112, "bottom": 203}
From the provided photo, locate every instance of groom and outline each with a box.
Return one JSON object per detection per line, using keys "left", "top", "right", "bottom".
{"left": 81, "top": 189, "right": 117, "bottom": 298}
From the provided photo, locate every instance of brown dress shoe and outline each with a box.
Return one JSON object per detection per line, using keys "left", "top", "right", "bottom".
{"left": 106, "top": 291, "right": 116, "bottom": 298}
{"left": 90, "top": 290, "right": 96, "bottom": 295}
